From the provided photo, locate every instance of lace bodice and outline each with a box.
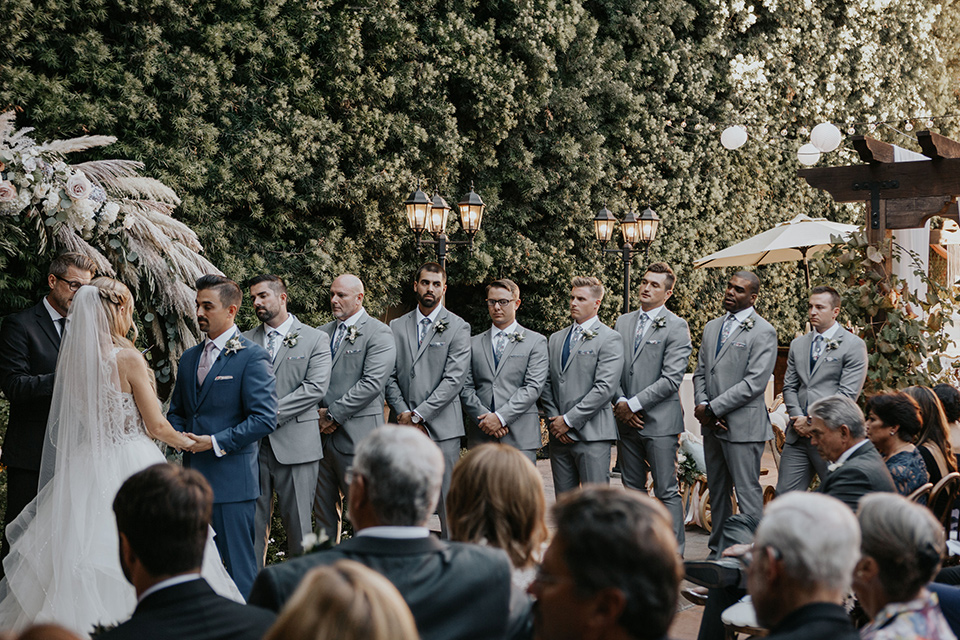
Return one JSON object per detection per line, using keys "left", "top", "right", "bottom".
{"left": 114, "top": 392, "right": 150, "bottom": 445}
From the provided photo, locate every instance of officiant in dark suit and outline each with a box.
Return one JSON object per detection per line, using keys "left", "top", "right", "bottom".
{"left": 0, "top": 252, "right": 95, "bottom": 564}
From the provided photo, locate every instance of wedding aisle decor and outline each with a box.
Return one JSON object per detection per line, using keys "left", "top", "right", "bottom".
{"left": 0, "top": 111, "right": 220, "bottom": 392}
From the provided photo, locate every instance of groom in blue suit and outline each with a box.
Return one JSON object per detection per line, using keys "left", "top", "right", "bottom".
{"left": 168, "top": 275, "right": 278, "bottom": 597}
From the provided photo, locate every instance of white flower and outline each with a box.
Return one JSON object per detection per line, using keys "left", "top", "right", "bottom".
{"left": 99, "top": 202, "right": 120, "bottom": 226}
{"left": 0, "top": 181, "right": 17, "bottom": 202}
{"left": 21, "top": 156, "right": 37, "bottom": 172}
{"left": 223, "top": 336, "right": 246, "bottom": 355}
{"left": 65, "top": 170, "right": 92, "bottom": 201}
{"left": 43, "top": 190, "right": 60, "bottom": 214}
{"left": 301, "top": 533, "right": 318, "bottom": 549}
{"left": 677, "top": 452, "right": 687, "bottom": 463}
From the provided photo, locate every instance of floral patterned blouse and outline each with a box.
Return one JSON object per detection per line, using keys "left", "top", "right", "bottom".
{"left": 886, "top": 448, "right": 930, "bottom": 497}
{"left": 861, "top": 590, "right": 957, "bottom": 640}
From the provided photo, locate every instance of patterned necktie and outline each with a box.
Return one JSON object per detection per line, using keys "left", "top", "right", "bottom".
{"left": 811, "top": 334, "right": 824, "bottom": 367}
{"left": 418, "top": 317, "right": 432, "bottom": 346}
{"left": 266, "top": 330, "right": 280, "bottom": 361}
{"left": 197, "top": 341, "right": 217, "bottom": 386}
{"left": 493, "top": 330, "right": 508, "bottom": 367}
{"left": 716, "top": 314, "right": 737, "bottom": 355}
{"left": 331, "top": 323, "right": 346, "bottom": 356}
{"left": 634, "top": 313, "right": 649, "bottom": 352}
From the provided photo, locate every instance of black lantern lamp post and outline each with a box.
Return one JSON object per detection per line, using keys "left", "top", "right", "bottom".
{"left": 404, "top": 181, "right": 485, "bottom": 271}
{"left": 594, "top": 205, "right": 660, "bottom": 313}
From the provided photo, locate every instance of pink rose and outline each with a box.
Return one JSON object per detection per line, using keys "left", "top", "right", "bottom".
{"left": 65, "top": 171, "right": 92, "bottom": 201}
{"left": 0, "top": 181, "right": 16, "bottom": 202}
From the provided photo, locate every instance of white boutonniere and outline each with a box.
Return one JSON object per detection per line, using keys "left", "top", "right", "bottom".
{"left": 741, "top": 317, "right": 755, "bottom": 331}
{"left": 827, "top": 461, "right": 843, "bottom": 472}
{"left": 653, "top": 316, "right": 667, "bottom": 329}
{"left": 508, "top": 331, "right": 525, "bottom": 343}
{"left": 581, "top": 329, "right": 598, "bottom": 340}
{"left": 283, "top": 332, "right": 299, "bottom": 348}
{"left": 434, "top": 318, "right": 449, "bottom": 334}
{"left": 223, "top": 335, "right": 245, "bottom": 355}
{"left": 346, "top": 325, "right": 361, "bottom": 344}
{"left": 825, "top": 338, "right": 842, "bottom": 351}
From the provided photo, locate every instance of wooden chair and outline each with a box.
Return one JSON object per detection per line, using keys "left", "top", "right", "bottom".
{"left": 907, "top": 482, "right": 933, "bottom": 503}
{"left": 929, "top": 472, "right": 960, "bottom": 526}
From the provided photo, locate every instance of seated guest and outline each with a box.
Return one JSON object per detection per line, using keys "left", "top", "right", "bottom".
{"left": 249, "top": 426, "right": 525, "bottom": 640}
{"left": 99, "top": 464, "right": 276, "bottom": 640}
{"left": 746, "top": 492, "right": 860, "bottom": 640}
{"left": 865, "top": 392, "right": 929, "bottom": 496}
{"left": 934, "top": 384, "right": 960, "bottom": 466}
{"left": 528, "top": 486, "right": 682, "bottom": 640}
{"left": 447, "top": 444, "right": 549, "bottom": 590}
{"left": 263, "top": 560, "right": 418, "bottom": 640}
{"left": 855, "top": 493, "right": 955, "bottom": 640}
{"left": 904, "top": 386, "right": 957, "bottom": 486}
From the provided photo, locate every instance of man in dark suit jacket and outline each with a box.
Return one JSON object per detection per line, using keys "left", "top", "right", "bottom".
{"left": 0, "top": 252, "right": 95, "bottom": 564}
{"left": 100, "top": 463, "right": 274, "bottom": 640}
{"left": 249, "top": 426, "right": 523, "bottom": 640}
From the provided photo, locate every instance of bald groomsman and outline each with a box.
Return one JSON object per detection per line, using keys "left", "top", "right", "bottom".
{"left": 613, "top": 262, "right": 692, "bottom": 553}
{"left": 541, "top": 276, "right": 624, "bottom": 495}
{"left": 244, "top": 275, "right": 330, "bottom": 566}
{"left": 385, "top": 263, "right": 470, "bottom": 537}
{"left": 461, "top": 279, "right": 548, "bottom": 462}
{"left": 777, "top": 285, "right": 867, "bottom": 495}
{"left": 315, "top": 274, "right": 396, "bottom": 542}
{"left": 693, "top": 271, "right": 777, "bottom": 557}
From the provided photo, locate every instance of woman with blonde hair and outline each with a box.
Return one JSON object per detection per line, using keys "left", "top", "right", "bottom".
{"left": 264, "top": 560, "right": 418, "bottom": 640}
{"left": 446, "top": 443, "right": 549, "bottom": 590}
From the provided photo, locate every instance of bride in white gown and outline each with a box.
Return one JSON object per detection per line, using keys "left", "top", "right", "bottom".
{"left": 0, "top": 277, "right": 241, "bottom": 636}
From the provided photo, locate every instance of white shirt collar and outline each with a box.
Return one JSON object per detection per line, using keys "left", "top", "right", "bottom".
{"left": 338, "top": 307, "right": 366, "bottom": 329}
{"left": 138, "top": 573, "right": 202, "bottom": 603}
{"left": 264, "top": 314, "right": 295, "bottom": 339}
{"left": 575, "top": 315, "right": 601, "bottom": 331}
{"left": 728, "top": 307, "right": 755, "bottom": 324}
{"left": 206, "top": 325, "right": 239, "bottom": 352}
{"left": 638, "top": 305, "right": 665, "bottom": 320}
{"left": 356, "top": 526, "right": 431, "bottom": 539}
{"left": 416, "top": 305, "right": 443, "bottom": 325}
{"left": 815, "top": 323, "right": 841, "bottom": 340}
{"left": 491, "top": 321, "right": 519, "bottom": 336}
{"left": 42, "top": 296, "right": 65, "bottom": 325}
{"left": 833, "top": 438, "right": 869, "bottom": 467}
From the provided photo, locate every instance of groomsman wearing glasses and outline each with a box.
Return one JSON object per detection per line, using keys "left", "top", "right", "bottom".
{"left": 315, "top": 274, "right": 396, "bottom": 542}
{"left": 244, "top": 275, "right": 330, "bottom": 566}
{"left": 0, "top": 252, "right": 95, "bottom": 567}
{"left": 613, "top": 262, "right": 692, "bottom": 553}
{"left": 385, "top": 263, "right": 471, "bottom": 537}
{"left": 541, "top": 276, "right": 624, "bottom": 495}
{"left": 461, "top": 279, "right": 548, "bottom": 462}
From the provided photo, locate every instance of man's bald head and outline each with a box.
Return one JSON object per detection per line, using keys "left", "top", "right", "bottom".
{"left": 330, "top": 274, "right": 365, "bottom": 320}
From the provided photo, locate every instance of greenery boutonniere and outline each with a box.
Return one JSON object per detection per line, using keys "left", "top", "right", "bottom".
{"left": 581, "top": 328, "right": 598, "bottom": 340}
{"left": 223, "top": 335, "right": 245, "bottom": 355}
{"left": 434, "top": 318, "right": 448, "bottom": 334}
{"left": 508, "top": 331, "right": 525, "bottom": 343}
{"left": 825, "top": 338, "right": 842, "bottom": 351}
{"left": 283, "top": 332, "right": 299, "bottom": 348}
{"left": 653, "top": 316, "right": 667, "bottom": 329}
{"left": 740, "top": 317, "right": 755, "bottom": 331}
{"left": 346, "top": 325, "right": 361, "bottom": 344}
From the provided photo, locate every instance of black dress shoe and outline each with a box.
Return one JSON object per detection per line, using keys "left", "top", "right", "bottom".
{"left": 683, "top": 558, "right": 744, "bottom": 589}
{"left": 681, "top": 587, "right": 709, "bottom": 606}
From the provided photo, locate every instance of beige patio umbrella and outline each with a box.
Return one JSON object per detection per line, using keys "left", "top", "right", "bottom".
{"left": 694, "top": 213, "right": 859, "bottom": 288}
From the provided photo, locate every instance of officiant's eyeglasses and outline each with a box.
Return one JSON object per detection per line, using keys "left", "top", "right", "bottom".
{"left": 486, "top": 299, "right": 516, "bottom": 307}
{"left": 54, "top": 275, "right": 87, "bottom": 291}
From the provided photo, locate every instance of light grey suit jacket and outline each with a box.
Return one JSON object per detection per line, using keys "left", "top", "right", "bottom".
{"left": 318, "top": 311, "right": 397, "bottom": 455}
{"left": 385, "top": 308, "right": 471, "bottom": 441}
{"left": 460, "top": 324, "right": 548, "bottom": 451}
{"left": 540, "top": 320, "right": 624, "bottom": 442}
{"left": 243, "top": 317, "right": 330, "bottom": 464}
{"left": 782, "top": 326, "right": 867, "bottom": 444}
{"left": 693, "top": 311, "right": 777, "bottom": 443}
{"left": 614, "top": 308, "right": 692, "bottom": 437}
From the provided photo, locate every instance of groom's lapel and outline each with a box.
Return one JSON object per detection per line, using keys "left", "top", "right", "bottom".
{"left": 183, "top": 344, "right": 202, "bottom": 410}
{"left": 197, "top": 332, "right": 241, "bottom": 406}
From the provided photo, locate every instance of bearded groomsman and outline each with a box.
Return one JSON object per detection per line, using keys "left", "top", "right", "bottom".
{"left": 613, "top": 262, "right": 692, "bottom": 553}
{"left": 243, "top": 275, "right": 329, "bottom": 567}
{"left": 385, "top": 262, "right": 470, "bottom": 537}
{"left": 460, "top": 279, "right": 548, "bottom": 462}
{"left": 693, "top": 271, "right": 777, "bottom": 557}
{"left": 777, "top": 285, "right": 867, "bottom": 495}
{"left": 541, "top": 276, "right": 624, "bottom": 495}
{"left": 315, "top": 274, "right": 396, "bottom": 542}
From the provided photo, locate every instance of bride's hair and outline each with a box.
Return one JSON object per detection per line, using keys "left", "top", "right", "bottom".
{"left": 91, "top": 277, "right": 138, "bottom": 348}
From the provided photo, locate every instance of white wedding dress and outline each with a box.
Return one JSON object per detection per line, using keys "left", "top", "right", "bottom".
{"left": 0, "top": 287, "right": 242, "bottom": 636}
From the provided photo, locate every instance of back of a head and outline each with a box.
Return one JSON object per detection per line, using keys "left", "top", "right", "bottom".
{"left": 263, "top": 560, "right": 419, "bottom": 640}
{"left": 353, "top": 426, "right": 443, "bottom": 527}
{"left": 934, "top": 384, "right": 960, "bottom": 424}
{"left": 553, "top": 487, "right": 682, "bottom": 640}
{"left": 858, "top": 492, "right": 945, "bottom": 602}
{"left": 809, "top": 395, "right": 865, "bottom": 439}
{"left": 91, "top": 276, "right": 137, "bottom": 346}
{"left": 447, "top": 444, "right": 548, "bottom": 569}
{"left": 11, "top": 625, "right": 84, "bottom": 640}
{"left": 113, "top": 463, "right": 213, "bottom": 576}
{"left": 755, "top": 492, "right": 860, "bottom": 593}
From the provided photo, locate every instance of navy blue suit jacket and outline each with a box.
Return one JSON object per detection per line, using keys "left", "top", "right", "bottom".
{"left": 168, "top": 331, "right": 278, "bottom": 503}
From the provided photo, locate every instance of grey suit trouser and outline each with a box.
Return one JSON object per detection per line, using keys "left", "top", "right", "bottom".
{"left": 314, "top": 438, "right": 352, "bottom": 544}
{"left": 549, "top": 438, "right": 613, "bottom": 495}
{"left": 254, "top": 438, "right": 320, "bottom": 569}
{"left": 776, "top": 437, "right": 829, "bottom": 494}
{"left": 702, "top": 432, "right": 764, "bottom": 557}
{"left": 619, "top": 430, "right": 685, "bottom": 555}
{"left": 435, "top": 436, "right": 461, "bottom": 539}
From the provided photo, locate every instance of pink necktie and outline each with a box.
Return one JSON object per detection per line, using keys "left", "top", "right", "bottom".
{"left": 197, "top": 341, "right": 216, "bottom": 386}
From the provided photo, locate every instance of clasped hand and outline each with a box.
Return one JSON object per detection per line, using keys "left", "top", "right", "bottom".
{"left": 477, "top": 413, "right": 508, "bottom": 439}
{"left": 397, "top": 411, "right": 429, "bottom": 436}
{"left": 175, "top": 433, "right": 212, "bottom": 453}
{"left": 547, "top": 415, "right": 574, "bottom": 444}
{"left": 613, "top": 402, "right": 644, "bottom": 430}
{"left": 318, "top": 408, "right": 339, "bottom": 435}
{"left": 693, "top": 403, "right": 728, "bottom": 432}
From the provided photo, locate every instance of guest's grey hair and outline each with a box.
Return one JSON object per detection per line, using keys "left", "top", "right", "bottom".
{"left": 858, "top": 492, "right": 945, "bottom": 601}
{"left": 809, "top": 395, "right": 865, "bottom": 439}
{"left": 352, "top": 426, "right": 443, "bottom": 527}
{"left": 755, "top": 492, "right": 860, "bottom": 593}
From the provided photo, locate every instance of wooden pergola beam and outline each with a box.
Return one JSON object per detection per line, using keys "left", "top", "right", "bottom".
{"left": 918, "top": 131, "right": 960, "bottom": 160}
{"left": 798, "top": 158, "right": 960, "bottom": 202}
{"left": 852, "top": 135, "right": 896, "bottom": 163}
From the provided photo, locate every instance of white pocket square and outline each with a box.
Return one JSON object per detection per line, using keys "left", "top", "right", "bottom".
{"left": 286, "top": 355, "right": 306, "bottom": 360}
{"left": 646, "top": 339, "right": 662, "bottom": 345}
{"left": 214, "top": 375, "right": 234, "bottom": 381}
{"left": 429, "top": 342, "right": 446, "bottom": 347}
{"left": 733, "top": 342, "right": 747, "bottom": 348}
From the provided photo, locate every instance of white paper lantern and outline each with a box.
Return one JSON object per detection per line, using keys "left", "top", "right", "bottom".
{"left": 720, "top": 125, "right": 748, "bottom": 150}
{"left": 797, "top": 144, "right": 821, "bottom": 166}
{"left": 810, "top": 122, "right": 842, "bottom": 152}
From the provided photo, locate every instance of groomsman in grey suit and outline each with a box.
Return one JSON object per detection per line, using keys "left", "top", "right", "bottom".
{"left": 461, "top": 279, "right": 548, "bottom": 462}
{"left": 777, "top": 285, "right": 867, "bottom": 495}
{"left": 541, "top": 276, "right": 624, "bottom": 495}
{"left": 613, "top": 262, "right": 692, "bottom": 552}
{"left": 693, "top": 271, "right": 777, "bottom": 556}
{"left": 316, "top": 274, "right": 396, "bottom": 541}
{"left": 385, "top": 262, "right": 471, "bottom": 537}
{"left": 244, "top": 275, "right": 330, "bottom": 566}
